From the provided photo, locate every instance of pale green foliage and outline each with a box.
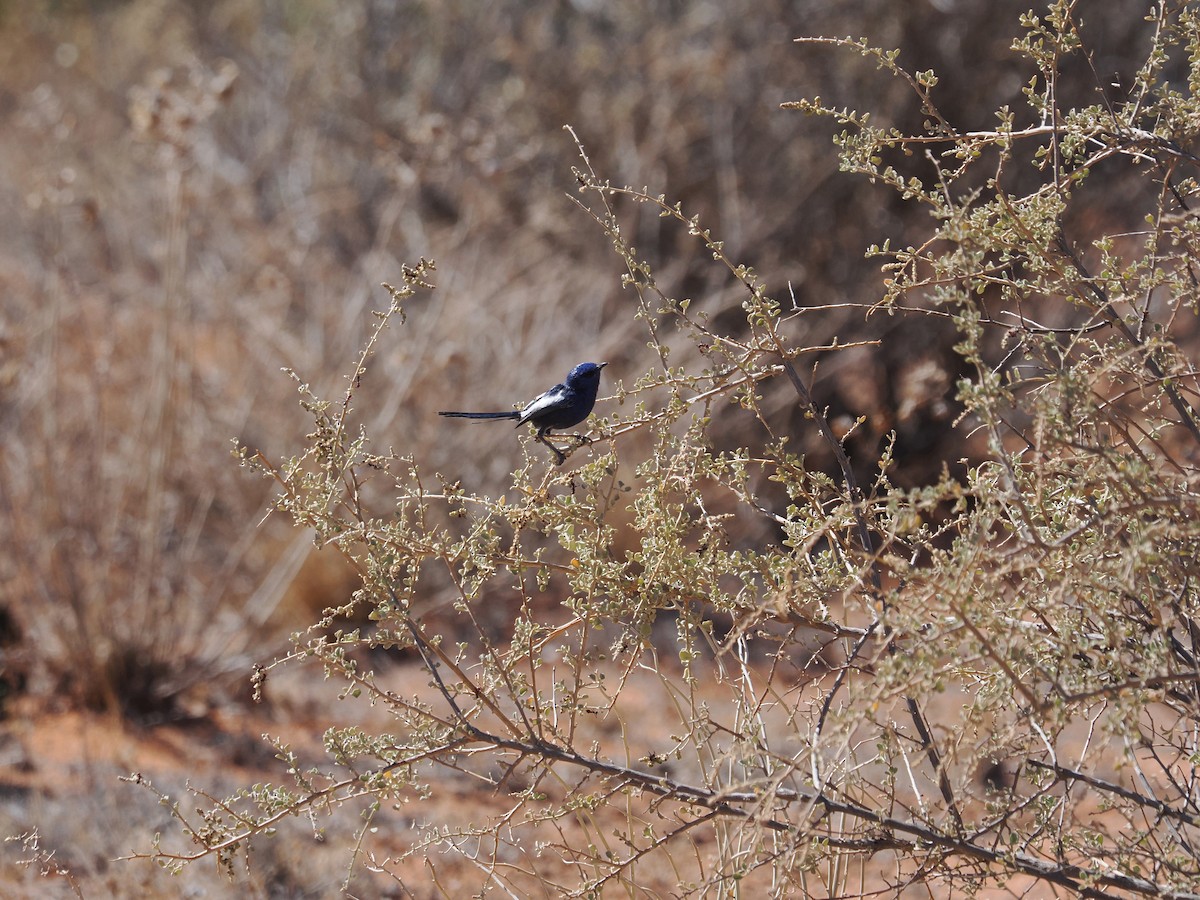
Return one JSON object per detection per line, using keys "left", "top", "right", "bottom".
{"left": 134, "top": 3, "right": 1200, "bottom": 896}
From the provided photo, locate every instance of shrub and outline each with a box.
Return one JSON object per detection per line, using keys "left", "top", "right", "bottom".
{"left": 130, "top": 2, "right": 1200, "bottom": 896}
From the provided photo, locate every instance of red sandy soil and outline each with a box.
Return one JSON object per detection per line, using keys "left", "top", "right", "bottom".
{"left": 0, "top": 656, "right": 796, "bottom": 897}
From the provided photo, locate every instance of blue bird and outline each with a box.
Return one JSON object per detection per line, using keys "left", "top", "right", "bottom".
{"left": 439, "top": 362, "right": 607, "bottom": 464}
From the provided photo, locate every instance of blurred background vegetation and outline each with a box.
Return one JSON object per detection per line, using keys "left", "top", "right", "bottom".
{"left": 0, "top": 0, "right": 1175, "bottom": 894}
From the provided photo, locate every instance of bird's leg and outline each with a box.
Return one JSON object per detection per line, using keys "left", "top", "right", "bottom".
{"left": 535, "top": 429, "right": 567, "bottom": 465}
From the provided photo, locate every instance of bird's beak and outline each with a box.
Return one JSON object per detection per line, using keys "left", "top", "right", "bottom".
{"left": 599, "top": 362, "right": 608, "bottom": 369}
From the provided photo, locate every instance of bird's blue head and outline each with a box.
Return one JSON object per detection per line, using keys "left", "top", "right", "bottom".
{"left": 566, "top": 362, "right": 607, "bottom": 386}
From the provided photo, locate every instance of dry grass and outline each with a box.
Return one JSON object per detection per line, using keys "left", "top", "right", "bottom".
{"left": 0, "top": 1, "right": 1176, "bottom": 896}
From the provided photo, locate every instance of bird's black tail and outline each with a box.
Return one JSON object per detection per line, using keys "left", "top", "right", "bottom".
{"left": 438, "top": 411, "right": 521, "bottom": 420}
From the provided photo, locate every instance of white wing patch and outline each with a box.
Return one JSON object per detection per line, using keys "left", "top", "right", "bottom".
{"left": 517, "top": 385, "right": 567, "bottom": 425}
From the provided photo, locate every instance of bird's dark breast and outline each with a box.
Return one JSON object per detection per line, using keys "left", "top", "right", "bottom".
{"left": 535, "top": 396, "right": 596, "bottom": 430}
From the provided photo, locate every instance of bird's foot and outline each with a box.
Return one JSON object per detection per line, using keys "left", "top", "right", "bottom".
{"left": 535, "top": 432, "right": 569, "bottom": 465}
{"left": 539, "top": 431, "right": 596, "bottom": 465}
{"left": 554, "top": 433, "right": 594, "bottom": 464}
